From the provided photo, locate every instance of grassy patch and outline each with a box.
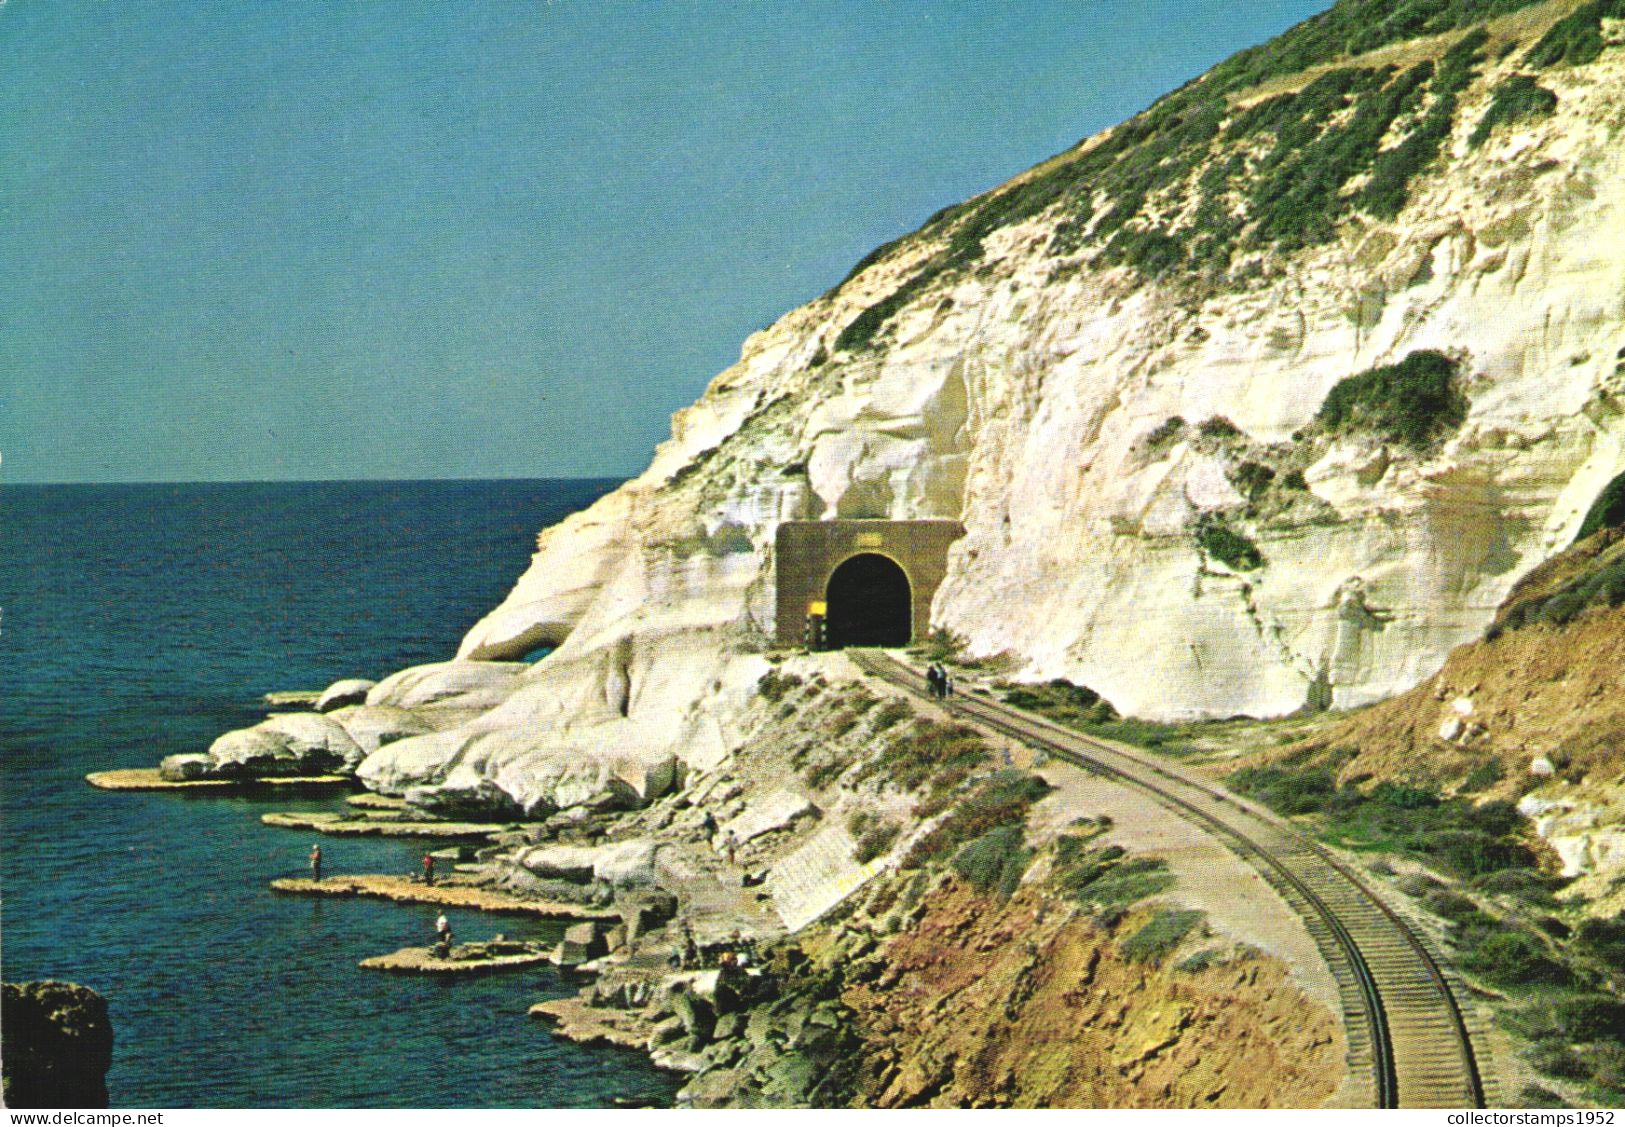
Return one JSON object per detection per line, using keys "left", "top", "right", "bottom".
{"left": 855, "top": 719, "right": 989, "bottom": 798}
{"left": 905, "top": 770, "right": 1050, "bottom": 868}
{"left": 847, "top": 812, "right": 902, "bottom": 865}
{"left": 1493, "top": 550, "right": 1625, "bottom": 635}
{"left": 999, "top": 679, "right": 1118, "bottom": 724}
{"left": 952, "top": 823, "right": 1033, "bottom": 897}
{"left": 1227, "top": 766, "right": 1535, "bottom": 877}
{"left": 1314, "top": 349, "right": 1467, "bottom": 449}
{"left": 1470, "top": 74, "right": 1558, "bottom": 147}
{"left": 1120, "top": 908, "right": 1205, "bottom": 964}
{"left": 1052, "top": 833, "right": 1176, "bottom": 918}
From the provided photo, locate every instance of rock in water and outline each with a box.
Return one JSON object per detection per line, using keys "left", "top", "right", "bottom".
{"left": 1, "top": 981, "right": 113, "bottom": 1108}
{"left": 315, "top": 678, "right": 377, "bottom": 712}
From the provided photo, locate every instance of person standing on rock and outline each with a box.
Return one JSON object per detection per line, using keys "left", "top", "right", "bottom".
{"left": 309, "top": 843, "right": 322, "bottom": 883}
{"left": 423, "top": 852, "right": 435, "bottom": 886}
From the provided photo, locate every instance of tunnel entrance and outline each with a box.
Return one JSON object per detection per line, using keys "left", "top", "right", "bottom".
{"left": 825, "top": 553, "right": 912, "bottom": 648}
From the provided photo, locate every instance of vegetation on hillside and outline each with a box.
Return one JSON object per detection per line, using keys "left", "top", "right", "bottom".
{"left": 827, "top": 0, "right": 1623, "bottom": 349}
{"left": 1523, "top": 0, "right": 1625, "bottom": 68}
{"left": 1229, "top": 754, "right": 1625, "bottom": 1100}
{"left": 1575, "top": 471, "right": 1625, "bottom": 542}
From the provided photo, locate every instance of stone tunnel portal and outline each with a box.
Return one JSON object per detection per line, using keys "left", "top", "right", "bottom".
{"left": 825, "top": 553, "right": 911, "bottom": 648}
{"left": 774, "top": 519, "right": 965, "bottom": 648}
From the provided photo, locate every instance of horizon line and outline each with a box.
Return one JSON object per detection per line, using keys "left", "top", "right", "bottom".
{"left": 0, "top": 474, "right": 633, "bottom": 487}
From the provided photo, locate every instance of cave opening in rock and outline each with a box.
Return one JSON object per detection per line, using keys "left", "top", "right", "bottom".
{"left": 825, "top": 553, "right": 912, "bottom": 648}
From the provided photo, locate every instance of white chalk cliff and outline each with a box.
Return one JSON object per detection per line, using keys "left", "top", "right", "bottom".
{"left": 353, "top": 4, "right": 1625, "bottom": 812}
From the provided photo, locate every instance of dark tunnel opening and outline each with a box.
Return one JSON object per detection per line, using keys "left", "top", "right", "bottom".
{"left": 825, "top": 553, "right": 912, "bottom": 648}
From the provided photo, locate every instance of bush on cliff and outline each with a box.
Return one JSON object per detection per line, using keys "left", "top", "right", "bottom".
{"left": 1314, "top": 349, "right": 1467, "bottom": 449}
{"left": 1196, "top": 519, "right": 1265, "bottom": 571}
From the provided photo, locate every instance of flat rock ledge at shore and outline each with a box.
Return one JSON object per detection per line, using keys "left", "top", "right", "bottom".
{"left": 86, "top": 769, "right": 353, "bottom": 792}
{"left": 360, "top": 942, "right": 554, "bottom": 976}
{"left": 530, "top": 995, "right": 658, "bottom": 1054}
{"left": 270, "top": 874, "right": 619, "bottom": 920}
{"left": 261, "top": 810, "right": 519, "bottom": 838}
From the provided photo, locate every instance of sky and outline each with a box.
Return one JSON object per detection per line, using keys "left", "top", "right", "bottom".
{"left": 0, "top": 1, "right": 1333, "bottom": 483}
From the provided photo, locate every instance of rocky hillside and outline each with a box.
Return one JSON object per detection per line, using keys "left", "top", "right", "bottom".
{"left": 207, "top": 0, "right": 1625, "bottom": 824}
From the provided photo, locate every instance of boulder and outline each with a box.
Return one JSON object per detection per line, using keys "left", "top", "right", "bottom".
{"left": 158, "top": 753, "right": 215, "bottom": 782}
{"left": 722, "top": 790, "right": 817, "bottom": 846}
{"left": 515, "top": 839, "right": 659, "bottom": 888}
{"left": 207, "top": 712, "right": 364, "bottom": 777}
{"left": 403, "top": 771, "right": 524, "bottom": 820}
{"left": 1, "top": 981, "right": 113, "bottom": 1108}
{"left": 315, "top": 678, "right": 376, "bottom": 712}
{"left": 366, "top": 661, "right": 527, "bottom": 712}
{"left": 206, "top": 726, "right": 304, "bottom": 778}
{"left": 329, "top": 704, "right": 432, "bottom": 754}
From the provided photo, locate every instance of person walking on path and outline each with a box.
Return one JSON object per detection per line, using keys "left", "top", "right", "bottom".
{"left": 723, "top": 830, "right": 738, "bottom": 866}
{"left": 309, "top": 843, "right": 322, "bottom": 883}
{"left": 423, "top": 852, "right": 436, "bottom": 886}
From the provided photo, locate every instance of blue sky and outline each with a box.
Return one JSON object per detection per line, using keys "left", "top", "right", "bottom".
{"left": 1, "top": 1, "right": 1331, "bottom": 483}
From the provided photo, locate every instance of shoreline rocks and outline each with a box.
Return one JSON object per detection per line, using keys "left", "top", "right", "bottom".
{"left": 86, "top": 768, "right": 352, "bottom": 792}
{"left": 269, "top": 873, "right": 621, "bottom": 920}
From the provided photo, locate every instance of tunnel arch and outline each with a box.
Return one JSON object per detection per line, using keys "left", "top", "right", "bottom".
{"left": 825, "top": 552, "right": 912, "bottom": 648}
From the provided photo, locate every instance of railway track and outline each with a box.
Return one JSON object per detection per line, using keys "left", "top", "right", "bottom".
{"left": 850, "top": 649, "right": 1489, "bottom": 1109}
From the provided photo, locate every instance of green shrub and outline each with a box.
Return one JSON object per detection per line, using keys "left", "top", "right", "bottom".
{"left": 1553, "top": 995, "right": 1625, "bottom": 1042}
{"left": 1197, "top": 416, "right": 1243, "bottom": 440}
{"left": 1532, "top": 1043, "right": 1592, "bottom": 1081}
{"left": 1230, "top": 460, "right": 1276, "bottom": 501}
{"left": 1228, "top": 764, "right": 1340, "bottom": 815}
{"left": 952, "top": 823, "right": 1033, "bottom": 897}
{"left": 1121, "top": 909, "right": 1205, "bottom": 964}
{"left": 870, "top": 700, "right": 912, "bottom": 731}
{"left": 1470, "top": 74, "right": 1558, "bottom": 147}
{"left": 1314, "top": 350, "right": 1466, "bottom": 448}
{"left": 1144, "top": 416, "right": 1186, "bottom": 449}
{"left": 758, "top": 670, "right": 804, "bottom": 703}
{"left": 1575, "top": 471, "right": 1625, "bottom": 542}
{"left": 1000, "top": 679, "right": 1119, "bottom": 725}
{"left": 1573, "top": 915, "right": 1625, "bottom": 963}
{"left": 1197, "top": 520, "right": 1265, "bottom": 571}
{"left": 1519, "top": 1086, "right": 1566, "bottom": 1109}
{"left": 1460, "top": 930, "right": 1570, "bottom": 986}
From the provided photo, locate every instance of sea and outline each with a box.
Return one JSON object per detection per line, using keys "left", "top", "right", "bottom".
{"left": 0, "top": 480, "right": 684, "bottom": 1108}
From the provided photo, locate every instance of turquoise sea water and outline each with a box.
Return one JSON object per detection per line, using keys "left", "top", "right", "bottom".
{"left": 0, "top": 480, "right": 681, "bottom": 1108}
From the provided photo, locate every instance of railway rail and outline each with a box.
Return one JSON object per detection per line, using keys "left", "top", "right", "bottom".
{"left": 850, "top": 648, "right": 1490, "bottom": 1109}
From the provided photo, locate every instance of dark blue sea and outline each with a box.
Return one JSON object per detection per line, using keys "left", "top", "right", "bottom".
{"left": 0, "top": 480, "right": 681, "bottom": 1108}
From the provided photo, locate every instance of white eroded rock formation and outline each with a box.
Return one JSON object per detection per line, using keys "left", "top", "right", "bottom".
{"left": 357, "top": 15, "right": 1625, "bottom": 810}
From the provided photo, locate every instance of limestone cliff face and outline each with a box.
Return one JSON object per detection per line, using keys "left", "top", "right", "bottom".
{"left": 363, "top": 1, "right": 1625, "bottom": 808}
